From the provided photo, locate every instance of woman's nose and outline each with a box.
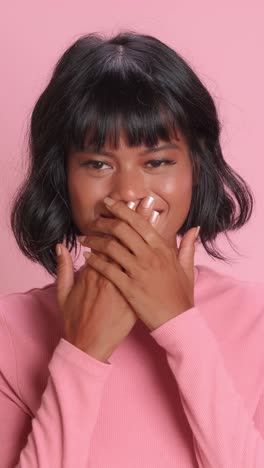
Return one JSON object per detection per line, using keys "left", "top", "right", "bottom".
{"left": 109, "top": 170, "right": 147, "bottom": 203}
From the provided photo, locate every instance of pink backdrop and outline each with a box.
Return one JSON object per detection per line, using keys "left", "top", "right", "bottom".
{"left": 0, "top": 2, "right": 263, "bottom": 294}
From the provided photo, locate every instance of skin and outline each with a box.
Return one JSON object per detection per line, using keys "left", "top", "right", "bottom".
{"left": 67, "top": 129, "right": 196, "bottom": 249}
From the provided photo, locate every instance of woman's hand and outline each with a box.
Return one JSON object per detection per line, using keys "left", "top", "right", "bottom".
{"left": 80, "top": 198, "right": 200, "bottom": 332}
{"left": 55, "top": 198, "right": 158, "bottom": 362}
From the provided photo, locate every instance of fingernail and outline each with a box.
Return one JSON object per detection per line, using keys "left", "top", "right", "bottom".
{"left": 104, "top": 197, "right": 115, "bottom": 206}
{"left": 195, "top": 226, "right": 201, "bottom": 239}
{"left": 149, "top": 210, "right": 159, "bottom": 225}
{"left": 127, "top": 201, "right": 136, "bottom": 210}
{"left": 56, "top": 244, "right": 62, "bottom": 256}
{"left": 83, "top": 251, "right": 91, "bottom": 259}
{"left": 141, "top": 196, "right": 154, "bottom": 209}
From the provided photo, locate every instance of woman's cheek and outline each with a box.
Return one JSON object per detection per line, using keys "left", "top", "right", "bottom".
{"left": 159, "top": 169, "right": 192, "bottom": 197}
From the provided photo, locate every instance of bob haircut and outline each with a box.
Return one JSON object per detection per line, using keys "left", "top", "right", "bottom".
{"left": 10, "top": 31, "right": 254, "bottom": 277}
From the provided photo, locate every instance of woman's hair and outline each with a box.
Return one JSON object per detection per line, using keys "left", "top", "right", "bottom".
{"left": 10, "top": 30, "right": 255, "bottom": 277}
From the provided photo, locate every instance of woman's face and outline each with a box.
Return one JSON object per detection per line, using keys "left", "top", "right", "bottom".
{"left": 67, "top": 130, "right": 194, "bottom": 249}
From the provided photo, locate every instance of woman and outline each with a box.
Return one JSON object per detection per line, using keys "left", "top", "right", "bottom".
{"left": 1, "top": 31, "right": 264, "bottom": 467}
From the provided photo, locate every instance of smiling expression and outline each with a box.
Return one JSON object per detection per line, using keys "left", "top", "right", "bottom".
{"left": 67, "top": 129, "right": 194, "bottom": 249}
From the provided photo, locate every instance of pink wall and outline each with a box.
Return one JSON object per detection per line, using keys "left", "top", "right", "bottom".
{"left": 0, "top": 2, "right": 263, "bottom": 294}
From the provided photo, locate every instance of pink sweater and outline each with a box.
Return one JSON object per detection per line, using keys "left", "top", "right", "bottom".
{"left": 1, "top": 264, "right": 264, "bottom": 467}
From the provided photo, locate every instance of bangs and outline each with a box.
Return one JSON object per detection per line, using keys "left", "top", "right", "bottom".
{"left": 65, "top": 64, "right": 187, "bottom": 155}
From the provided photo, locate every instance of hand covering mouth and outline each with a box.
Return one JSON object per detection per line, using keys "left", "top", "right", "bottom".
{"left": 100, "top": 211, "right": 163, "bottom": 219}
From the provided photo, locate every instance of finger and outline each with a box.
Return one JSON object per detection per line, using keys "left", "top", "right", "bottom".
{"left": 99, "top": 198, "right": 164, "bottom": 249}
{"left": 81, "top": 199, "right": 162, "bottom": 274}
{"left": 56, "top": 244, "right": 74, "bottom": 310}
{"left": 84, "top": 252, "right": 129, "bottom": 297}
{"left": 178, "top": 227, "right": 199, "bottom": 288}
{"left": 80, "top": 210, "right": 162, "bottom": 259}
{"left": 82, "top": 200, "right": 151, "bottom": 273}
{"left": 84, "top": 249, "right": 124, "bottom": 272}
{"left": 127, "top": 197, "right": 153, "bottom": 219}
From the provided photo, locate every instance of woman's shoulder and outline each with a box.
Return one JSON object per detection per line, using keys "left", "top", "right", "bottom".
{"left": 195, "top": 263, "right": 264, "bottom": 347}
{"left": 195, "top": 263, "right": 264, "bottom": 301}
{"left": 0, "top": 282, "right": 64, "bottom": 416}
{"left": 0, "top": 281, "right": 61, "bottom": 334}
{"left": 195, "top": 263, "right": 264, "bottom": 345}
{"left": 0, "top": 281, "right": 63, "bottom": 366}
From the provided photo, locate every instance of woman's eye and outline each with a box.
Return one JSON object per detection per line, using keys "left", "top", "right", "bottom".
{"left": 81, "top": 161, "right": 109, "bottom": 170}
{"left": 80, "top": 159, "right": 176, "bottom": 170}
{"left": 146, "top": 159, "right": 176, "bottom": 168}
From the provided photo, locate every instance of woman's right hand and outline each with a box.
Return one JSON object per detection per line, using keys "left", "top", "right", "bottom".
{"left": 55, "top": 198, "right": 158, "bottom": 363}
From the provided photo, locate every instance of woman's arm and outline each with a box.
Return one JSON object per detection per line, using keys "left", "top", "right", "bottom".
{"left": 0, "top": 309, "right": 113, "bottom": 468}
{"left": 150, "top": 305, "right": 264, "bottom": 467}
{"left": 253, "top": 389, "right": 264, "bottom": 437}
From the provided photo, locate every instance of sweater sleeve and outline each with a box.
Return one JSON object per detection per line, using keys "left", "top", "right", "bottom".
{"left": 150, "top": 305, "right": 264, "bottom": 468}
{"left": 0, "top": 308, "right": 113, "bottom": 468}
{"left": 253, "top": 390, "right": 264, "bottom": 438}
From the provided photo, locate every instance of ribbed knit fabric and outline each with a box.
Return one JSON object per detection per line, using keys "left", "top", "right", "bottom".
{"left": 1, "top": 264, "right": 264, "bottom": 467}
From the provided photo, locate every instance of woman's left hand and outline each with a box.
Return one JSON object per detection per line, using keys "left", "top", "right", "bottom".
{"left": 80, "top": 199, "right": 200, "bottom": 332}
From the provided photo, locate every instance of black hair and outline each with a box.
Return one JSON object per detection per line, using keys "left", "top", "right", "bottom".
{"left": 10, "top": 30, "right": 255, "bottom": 277}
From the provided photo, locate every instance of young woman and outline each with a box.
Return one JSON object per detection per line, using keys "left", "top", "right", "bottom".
{"left": 1, "top": 31, "right": 264, "bottom": 467}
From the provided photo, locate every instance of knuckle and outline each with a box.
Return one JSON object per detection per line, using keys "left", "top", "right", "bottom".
{"left": 111, "top": 218, "right": 122, "bottom": 234}
{"left": 97, "top": 274, "right": 110, "bottom": 288}
{"left": 104, "top": 262, "right": 113, "bottom": 276}
{"left": 149, "top": 249, "right": 163, "bottom": 268}
{"left": 92, "top": 217, "right": 104, "bottom": 231}
{"left": 83, "top": 267, "right": 97, "bottom": 283}
{"left": 93, "top": 217, "right": 103, "bottom": 229}
{"left": 139, "top": 220, "right": 152, "bottom": 238}
{"left": 105, "top": 238, "right": 117, "bottom": 252}
{"left": 102, "top": 278, "right": 114, "bottom": 291}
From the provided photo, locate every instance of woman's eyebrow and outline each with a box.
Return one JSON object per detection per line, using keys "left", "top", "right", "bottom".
{"left": 81, "top": 143, "right": 181, "bottom": 157}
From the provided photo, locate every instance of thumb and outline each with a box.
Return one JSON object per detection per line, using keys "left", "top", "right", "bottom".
{"left": 178, "top": 226, "right": 200, "bottom": 284}
{"left": 55, "top": 243, "right": 74, "bottom": 310}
